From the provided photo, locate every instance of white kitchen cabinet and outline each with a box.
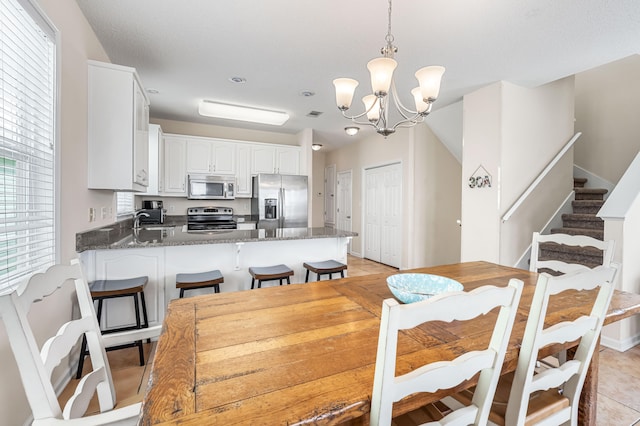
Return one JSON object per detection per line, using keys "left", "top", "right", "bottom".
{"left": 186, "top": 137, "right": 236, "bottom": 175}
{"left": 146, "top": 124, "right": 162, "bottom": 195}
{"left": 87, "top": 60, "right": 149, "bottom": 192}
{"left": 235, "top": 143, "right": 252, "bottom": 197}
{"left": 162, "top": 135, "right": 187, "bottom": 195}
{"left": 251, "top": 144, "right": 300, "bottom": 175}
{"left": 277, "top": 146, "right": 300, "bottom": 175}
{"left": 250, "top": 144, "right": 276, "bottom": 174}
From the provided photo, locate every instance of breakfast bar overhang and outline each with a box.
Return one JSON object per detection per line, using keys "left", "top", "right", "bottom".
{"left": 76, "top": 224, "right": 357, "bottom": 330}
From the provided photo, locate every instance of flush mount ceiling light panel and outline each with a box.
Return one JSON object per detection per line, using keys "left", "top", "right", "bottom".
{"left": 198, "top": 100, "right": 289, "bottom": 126}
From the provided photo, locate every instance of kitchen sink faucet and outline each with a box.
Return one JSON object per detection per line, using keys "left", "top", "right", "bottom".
{"left": 133, "top": 211, "right": 150, "bottom": 229}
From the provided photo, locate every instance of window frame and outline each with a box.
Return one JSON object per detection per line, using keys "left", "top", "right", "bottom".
{"left": 0, "top": 0, "right": 60, "bottom": 290}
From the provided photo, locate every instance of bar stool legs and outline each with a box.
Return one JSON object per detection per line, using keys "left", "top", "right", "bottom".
{"left": 249, "top": 264, "right": 294, "bottom": 289}
{"left": 176, "top": 270, "right": 224, "bottom": 298}
{"left": 303, "top": 260, "right": 347, "bottom": 282}
{"left": 76, "top": 276, "right": 149, "bottom": 379}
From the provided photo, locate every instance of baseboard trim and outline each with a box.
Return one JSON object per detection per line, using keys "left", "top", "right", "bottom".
{"left": 601, "top": 333, "right": 640, "bottom": 352}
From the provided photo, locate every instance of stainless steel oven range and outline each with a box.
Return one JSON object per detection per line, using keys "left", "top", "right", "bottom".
{"left": 186, "top": 207, "right": 237, "bottom": 231}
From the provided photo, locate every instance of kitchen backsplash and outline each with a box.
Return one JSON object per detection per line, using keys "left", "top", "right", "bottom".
{"left": 137, "top": 196, "right": 251, "bottom": 216}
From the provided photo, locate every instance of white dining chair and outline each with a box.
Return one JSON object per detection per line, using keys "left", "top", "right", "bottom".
{"left": 369, "top": 279, "right": 524, "bottom": 426}
{"left": 0, "top": 259, "right": 161, "bottom": 425}
{"left": 529, "top": 232, "right": 614, "bottom": 276}
{"left": 530, "top": 232, "right": 614, "bottom": 366}
{"left": 451, "top": 265, "right": 618, "bottom": 426}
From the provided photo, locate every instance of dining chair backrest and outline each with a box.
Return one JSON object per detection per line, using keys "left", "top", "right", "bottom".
{"left": 504, "top": 265, "right": 618, "bottom": 426}
{"left": 0, "top": 259, "right": 159, "bottom": 425}
{"left": 370, "top": 279, "right": 524, "bottom": 426}
{"left": 529, "top": 232, "right": 614, "bottom": 275}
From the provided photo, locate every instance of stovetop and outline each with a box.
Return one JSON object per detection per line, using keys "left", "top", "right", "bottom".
{"left": 187, "top": 206, "right": 236, "bottom": 231}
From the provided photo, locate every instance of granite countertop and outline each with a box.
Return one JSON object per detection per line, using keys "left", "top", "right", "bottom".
{"left": 76, "top": 217, "right": 357, "bottom": 252}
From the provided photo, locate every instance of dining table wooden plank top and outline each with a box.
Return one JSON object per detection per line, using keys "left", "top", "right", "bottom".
{"left": 139, "top": 261, "right": 640, "bottom": 426}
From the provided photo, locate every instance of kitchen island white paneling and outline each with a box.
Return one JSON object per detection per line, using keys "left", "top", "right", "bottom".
{"left": 77, "top": 224, "right": 355, "bottom": 328}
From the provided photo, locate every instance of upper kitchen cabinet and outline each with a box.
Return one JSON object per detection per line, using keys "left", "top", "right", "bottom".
{"left": 162, "top": 135, "right": 187, "bottom": 195}
{"left": 87, "top": 60, "right": 149, "bottom": 192}
{"left": 185, "top": 137, "right": 236, "bottom": 175}
{"left": 251, "top": 144, "right": 300, "bottom": 175}
{"left": 146, "top": 124, "right": 163, "bottom": 196}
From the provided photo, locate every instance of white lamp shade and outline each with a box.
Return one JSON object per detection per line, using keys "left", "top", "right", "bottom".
{"left": 367, "top": 57, "right": 397, "bottom": 95}
{"left": 411, "top": 87, "right": 430, "bottom": 114}
{"left": 333, "top": 78, "right": 359, "bottom": 110}
{"left": 415, "top": 66, "right": 445, "bottom": 102}
{"left": 363, "top": 95, "right": 380, "bottom": 122}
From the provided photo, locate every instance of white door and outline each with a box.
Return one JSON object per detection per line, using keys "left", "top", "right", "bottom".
{"left": 337, "top": 170, "right": 353, "bottom": 251}
{"left": 364, "top": 163, "right": 401, "bottom": 267}
{"left": 380, "top": 164, "right": 402, "bottom": 267}
{"left": 364, "top": 168, "right": 381, "bottom": 262}
{"left": 324, "top": 164, "right": 336, "bottom": 225}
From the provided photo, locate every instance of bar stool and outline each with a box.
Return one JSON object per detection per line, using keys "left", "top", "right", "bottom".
{"left": 176, "top": 269, "right": 224, "bottom": 298}
{"left": 249, "top": 264, "right": 294, "bottom": 289}
{"left": 303, "top": 260, "right": 347, "bottom": 282}
{"left": 76, "top": 276, "right": 149, "bottom": 379}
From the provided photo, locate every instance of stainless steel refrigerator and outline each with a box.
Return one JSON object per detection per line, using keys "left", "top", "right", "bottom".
{"left": 251, "top": 174, "right": 308, "bottom": 228}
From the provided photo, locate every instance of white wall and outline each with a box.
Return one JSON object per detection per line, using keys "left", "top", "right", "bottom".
{"left": 0, "top": 1, "right": 113, "bottom": 424}
{"left": 461, "top": 78, "right": 575, "bottom": 265}
{"left": 325, "top": 124, "right": 461, "bottom": 269}
{"left": 575, "top": 54, "right": 640, "bottom": 184}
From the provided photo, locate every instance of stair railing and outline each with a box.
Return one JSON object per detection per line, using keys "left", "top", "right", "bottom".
{"left": 502, "top": 132, "right": 582, "bottom": 222}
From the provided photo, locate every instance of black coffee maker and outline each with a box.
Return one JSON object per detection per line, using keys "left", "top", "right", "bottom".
{"left": 139, "top": 200, "right": 165, "bottom": 224}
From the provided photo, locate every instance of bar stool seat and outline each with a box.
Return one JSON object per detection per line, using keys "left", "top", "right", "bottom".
{"left": 76, "top": 276, "right": 149, "bottom": 379}
{"left": 303, "top": 260, "right": 347, "bottom": 282}
{"left": 249, "top": 264, "right": 293, "bottom": 289}
{"left": 176, "top": 269, "right": 224, "bottom": 298}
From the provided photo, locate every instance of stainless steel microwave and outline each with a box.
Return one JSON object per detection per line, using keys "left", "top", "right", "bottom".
{"left": 187, "top": 175, "right": 235, "bottom": 200}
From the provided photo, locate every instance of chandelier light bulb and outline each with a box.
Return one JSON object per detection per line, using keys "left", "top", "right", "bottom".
{"left": 415, "top": 66, "right": 446, "bottom": 102}
{"left": 411, "top": 87, "right": 430, "bottom": 114}
{"left": 362, "top": 95, "right": 380, "bottom": 122}
{"left": 367, "top": 57, "right": 397, "bottom": 96}
{"left": 333, "top": 78, "right": 359, "bottom": 110}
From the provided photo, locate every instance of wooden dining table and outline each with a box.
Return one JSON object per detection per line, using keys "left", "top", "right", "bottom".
{"left": 139, "top": 261, "right": 640, "bottom": 426}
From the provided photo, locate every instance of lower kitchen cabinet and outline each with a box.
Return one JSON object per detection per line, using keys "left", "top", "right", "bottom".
{"left": 79, "top": 247, "right": 165, "bottom": 329}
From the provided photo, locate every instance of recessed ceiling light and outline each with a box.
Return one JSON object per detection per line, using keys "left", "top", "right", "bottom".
{"left": 300, "top": 91, "right": 315, "bottom": 97}
{"left": 229, "top": 77, "right": 247, "bottom": 83}
{"left": 146, "top": 88, "right": 159, "bottom": 94}
{"left": 198, "top": 100, "right": 289, "bottom": 126}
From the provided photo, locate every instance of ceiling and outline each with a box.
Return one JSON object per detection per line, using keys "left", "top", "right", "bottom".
{"left": 75, "top": 0, "right": 640, "bottom": 150}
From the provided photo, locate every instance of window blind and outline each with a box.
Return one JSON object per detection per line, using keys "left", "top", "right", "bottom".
{"left": 0, "top": 0, "right": 56, "bottom": 289}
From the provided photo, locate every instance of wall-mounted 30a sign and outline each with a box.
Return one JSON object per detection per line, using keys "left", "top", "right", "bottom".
{"left": 468, "top": 165, "right": 492, "bottom": 188}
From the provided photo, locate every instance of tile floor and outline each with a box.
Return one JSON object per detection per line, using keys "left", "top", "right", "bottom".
{"left": 66, "top": 255, "right": 640, "bottom": 425}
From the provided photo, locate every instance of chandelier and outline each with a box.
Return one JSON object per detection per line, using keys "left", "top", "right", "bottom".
{"left": 333, "top": 0, "right": 445, "bottom": 137}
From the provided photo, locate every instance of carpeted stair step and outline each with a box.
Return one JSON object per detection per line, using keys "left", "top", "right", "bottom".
{"left": 550, "top": 227, "right": 604, "bottom": 240}
{"left": 538, "top": 241, "right": 605, "bottom": 269}
{"left": 573, "top": 177, "right": 588, "bottom": 188}
{"left": 574, "top": 187, "right": 608, "bottom": 201}
{"left": 561, "top": 213, "right": 604, "bottom": 230}
{"left": 571, "top": 200, "right": 604, "bottom": 215}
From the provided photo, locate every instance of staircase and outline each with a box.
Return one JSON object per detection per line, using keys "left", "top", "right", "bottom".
{"left": 538, "top": 177, "right": 608, "bottom": 269}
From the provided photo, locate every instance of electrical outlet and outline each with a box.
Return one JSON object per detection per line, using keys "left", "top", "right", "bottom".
{"left": 88, "top": 207, "right": 95, "bottom": 222}
{"left": 101, "top": 206, "right": 108, "bottom": 219}
{"left": 169, "top": 205, "right": 175, "bottom": 212}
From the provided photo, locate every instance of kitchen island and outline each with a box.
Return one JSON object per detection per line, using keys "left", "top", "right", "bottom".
{"left": 76, "top": 219, "right": 357, "bottom": 330}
